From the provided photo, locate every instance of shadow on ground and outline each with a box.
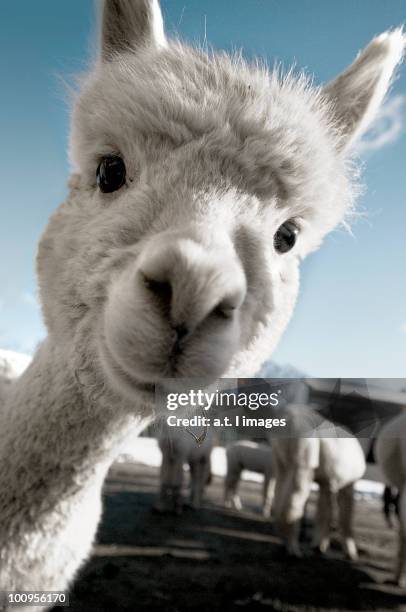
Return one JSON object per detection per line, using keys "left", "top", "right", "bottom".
{"left": 57, "top": 464, "right": 405, "bottom": 612}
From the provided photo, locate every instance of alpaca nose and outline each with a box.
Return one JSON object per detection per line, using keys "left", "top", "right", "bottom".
{"left": 138, "top": 235, "right": 246, "bottom": 335}
{"left": 141, "top": 279, "right": 190, "bottom": 338}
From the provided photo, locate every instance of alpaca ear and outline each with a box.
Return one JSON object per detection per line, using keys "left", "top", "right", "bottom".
{"left": 323, "top": 29, "right": 405, "bottom": 151}
{"left": 100, "top": 0, "right": 166, "bottom": 61}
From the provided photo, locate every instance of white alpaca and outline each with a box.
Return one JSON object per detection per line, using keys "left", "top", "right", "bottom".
{"left": 0, "top": 0, "right": 403, "bottom": 604}
{"left": 375, "top": 412, "right": 406, "bottom": 587}
{"left": 224, "top": 440, "right": 274, "bottom": 516}
{"left": 0, "top": 378, "right": 10, "bottom": 407}
{"left": 271, "top": 405, "right": 366, "bottom": 559}
{"left": 156, "top": 427, "right": 214, "bottom": 513}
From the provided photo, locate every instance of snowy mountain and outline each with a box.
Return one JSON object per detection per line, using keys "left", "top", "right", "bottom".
{"left": 257, "top": 359, "right": 306, "bottom": 378}
{"left": 0, "top": 349, "right": 32, "bottom": 380}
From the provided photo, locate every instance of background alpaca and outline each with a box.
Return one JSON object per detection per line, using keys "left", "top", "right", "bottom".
{"left": 224, "top": 440, "right": 274, "bottom": 515}
{"left": 383, "top": 485, "right": 400, "bottom": 528}
{"left": 156, "top": 426, "right": 214, "bottom": 513}
{"left": 271, "top": 405, "right": 366, "bottom": 559}
{"left": 0, "top": 0, "right": 404, "bottom": 605}
{"left": 376, "top": 413, "right": 406, "bottom": 586}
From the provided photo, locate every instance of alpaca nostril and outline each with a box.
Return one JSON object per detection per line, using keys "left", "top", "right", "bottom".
{"left": 142, "top": 276, "right": 172, "bottom": 314}
{"left": 211, "top": 301, "right": 237, "bottom": 320}
{"left": 174, "top": 324, "right": 189, "bottom": 341}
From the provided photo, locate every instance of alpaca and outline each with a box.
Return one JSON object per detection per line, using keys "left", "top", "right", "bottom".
{"left": 375, "top": 412, "right": 406, "bottom": 587}
{"left": 383, "top": 485, "right": 400, "bottom": 528}
{"left": 271, "top": 405, "right": 366, "bottom": 559}
{"left": 224, "top": 440, "right": 274, "bottom": 516}
{"left": 0, "top": 377, "right": 10, "bottom": 406}
{"left": 0, "top": 0, "right": 404, "bottom": 603}
{"left": 155, "top": 426, "right": 214, "bottom": 513}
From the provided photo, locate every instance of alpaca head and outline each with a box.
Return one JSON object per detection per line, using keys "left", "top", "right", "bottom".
{"left": 36, "top": 1, "right": 404, "bottom": 405}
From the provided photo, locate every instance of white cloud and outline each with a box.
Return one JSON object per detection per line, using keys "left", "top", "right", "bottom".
{"left": 400, "top": 323, "right": 406, "bottom": 334}
{"left": 0, "top": 332, "right": 42, "bottom": 356}
{"left": 355, "top": 94, "right": 405, "bottom": 155}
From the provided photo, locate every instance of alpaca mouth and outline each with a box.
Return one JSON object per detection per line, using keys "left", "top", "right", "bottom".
{"left": 99, "top": 335, "right": 156, "bottom": 398}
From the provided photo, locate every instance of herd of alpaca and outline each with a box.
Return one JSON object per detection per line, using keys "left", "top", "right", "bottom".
{"left": 165, "top": 406, "right": 366, "bottom": 560}
{"left": 164, "top": 408, "right": 404, "bottom": 578}
{"left": 0, "top": 0, "right": 405, "bottom": 605}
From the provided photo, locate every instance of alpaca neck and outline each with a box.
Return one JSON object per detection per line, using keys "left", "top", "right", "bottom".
{"left": 0, "top": 338, "right": 151, "bottom": 540}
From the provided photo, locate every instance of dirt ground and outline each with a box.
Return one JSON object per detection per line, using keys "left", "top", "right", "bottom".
{"left": 59, "top": 462, "right": 406, "bottom": 612}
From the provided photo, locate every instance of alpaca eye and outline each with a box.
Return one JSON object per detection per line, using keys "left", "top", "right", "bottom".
{"left": 274, "top": 220, "right": 299, "bottom": 254}
{"left": 96, "top": 156, "right": 126, "bottom": 193}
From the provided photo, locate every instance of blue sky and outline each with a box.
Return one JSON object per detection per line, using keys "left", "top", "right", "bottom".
{"left": 0, "top": 1, "right": 405, "bottom": 376}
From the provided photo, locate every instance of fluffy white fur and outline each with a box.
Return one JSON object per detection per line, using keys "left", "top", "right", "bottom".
{"left": 224, "top": 440, "right": 274, "bottom": 516}
{"left": 376, "top": 413, "right": 406, "bottom": 587}
{"left": 0, "top": 0, "right": 404, "bottom": 605}
{"left": 271, "top": 405, "right": 366, "bottom": 559}
{"left": 0, "top": 375, "right": 11, "bottom": 406}
{"left": 156, "top": 426, "right": 214, "bottom": 513}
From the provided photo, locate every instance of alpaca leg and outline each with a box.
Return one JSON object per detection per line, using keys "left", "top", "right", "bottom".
{"left": 169, "top": 456, "right": 185, "bottom": 514}
{"left": 270, "top": 449, "right": 285, "bottom": 522}
{"left": 272, "top": 461, "right": 302, "bottom": 555}
{"left": 263, "top": 476, "right": 275, "bottom": 517}
{"left": 279, "top": 467, "right": 313, "bottom": 557}
{"left": 285, "top": 519, "right": 302, "bottom": 557}
{"left": 383, "top": 486, "right": 399, "bottom": 528}
{"left": 224, "top": 465, "right": 242, "bottom": 510}
{"left": 395, "top": 485, "right": 406, "bottom": 587}
{"left": 337, "top": 483, "right": 358, "bottom": 560}
{"left": 189, "top": 457, "right": 208, "bottom": 509}
{"left": 313, "top": 484, "right": 333, "bottom": 554}
{"left": 170, "top": 484, "right": 183, "bottom": 515}
{"left": 154, "top": 484, "right": 172, "bottom": 512}
{"left": 205, "top": 454, "right": 212, "bottom": 486}
{"left": 155, "top": 449, "right": 184, "bottom": 513}
{"left": 154, "top": 448, "right": 173, "bottom": 512}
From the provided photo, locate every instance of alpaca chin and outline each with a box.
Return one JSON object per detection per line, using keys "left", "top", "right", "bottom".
{"left": 98, "top": 333, "right": 157, "bottom": 403}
